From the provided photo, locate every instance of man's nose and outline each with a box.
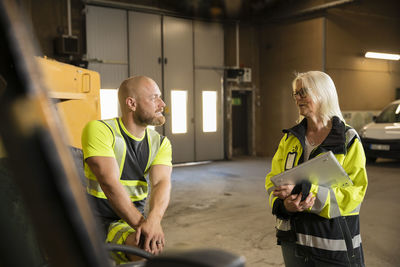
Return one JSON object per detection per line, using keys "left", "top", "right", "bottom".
{"left": 159, "top": 99, "right": 166, "bottom": 107}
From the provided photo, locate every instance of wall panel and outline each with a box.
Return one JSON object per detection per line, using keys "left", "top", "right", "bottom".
{"left": 326, "top": 8, "right": 400, "bottom": 111}
{"left": 258, "top": 18, "right": 324, "bottom": 156}
{"left": 86, "top": 5, "right": 128, "bottom": 88}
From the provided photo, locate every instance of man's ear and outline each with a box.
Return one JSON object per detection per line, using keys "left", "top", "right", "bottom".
{"left": 126, "top": 97, "right": 136, "bottom": 111}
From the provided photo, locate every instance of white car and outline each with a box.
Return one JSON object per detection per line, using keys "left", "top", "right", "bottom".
{"left": 359, "top": 100, "right": 400, "bottom": 162}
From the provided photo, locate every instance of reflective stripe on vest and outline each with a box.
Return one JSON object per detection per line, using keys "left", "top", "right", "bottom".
{"left": 86, "top": 118, "right": 161, "bottom": 201}
{"left": 296, "top": 233, "right": 361, "bottom": 251}
{"left": 144, "top": 127, "right": 161, "bottom": 174}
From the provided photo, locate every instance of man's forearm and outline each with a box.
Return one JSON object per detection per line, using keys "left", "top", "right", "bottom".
{"left": 147, "top": 179, "right": 171, "bottom": 222}
{"left": 100, "top": 181, "right": 144, "bottom": 228}
{"left": 86, "top": 157, "right": 144, "bottom": 229}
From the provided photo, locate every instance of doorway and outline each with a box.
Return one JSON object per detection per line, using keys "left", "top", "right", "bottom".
{"left": 225, "top": 84, "right": 255, "bottom": 159}
{"left": 232, "top": 90, "right": 250, "bottom": 155}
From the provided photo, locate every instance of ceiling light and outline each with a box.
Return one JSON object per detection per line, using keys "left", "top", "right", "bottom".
{"left": 365, "top": 52, "right": 400, "bottom": 61}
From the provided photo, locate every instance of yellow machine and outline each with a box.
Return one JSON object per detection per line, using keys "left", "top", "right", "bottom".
{"left": 37, "top": 57, "right": 101, "bottom": 148}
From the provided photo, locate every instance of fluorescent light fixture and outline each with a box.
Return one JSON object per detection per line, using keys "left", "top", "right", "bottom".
{"left": 365, "top": 52, "right": 400, "bottom": 61}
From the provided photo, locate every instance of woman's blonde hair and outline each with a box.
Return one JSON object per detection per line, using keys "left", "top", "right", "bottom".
{"left": 292, "top": 71, "right": 344, "bottom": 126}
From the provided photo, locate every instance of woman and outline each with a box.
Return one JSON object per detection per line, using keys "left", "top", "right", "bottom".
{"left": 265, "top": 71, "right": 368, "bottom": 267}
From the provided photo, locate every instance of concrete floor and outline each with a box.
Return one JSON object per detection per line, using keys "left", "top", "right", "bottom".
{"left": 162, "top": 157, "right": 400, "bottom": 267}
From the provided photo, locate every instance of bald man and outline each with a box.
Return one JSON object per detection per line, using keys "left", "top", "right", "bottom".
{"left": 82, "top": 76, "right": 172, "bottom": 263}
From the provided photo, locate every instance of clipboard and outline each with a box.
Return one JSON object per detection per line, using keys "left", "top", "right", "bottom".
{"left": 270, "top": 151, "right": 353, "bottom": 187}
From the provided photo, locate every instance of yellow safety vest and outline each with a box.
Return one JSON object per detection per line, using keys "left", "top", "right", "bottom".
{"left": 86, "top": 118, "right": 161, "bottom": 202}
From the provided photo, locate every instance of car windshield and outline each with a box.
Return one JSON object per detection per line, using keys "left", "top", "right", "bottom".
{"left": 375, "top": 103, "right": 400, "bottom": 123}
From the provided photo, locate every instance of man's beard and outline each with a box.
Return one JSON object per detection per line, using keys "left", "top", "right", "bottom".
{"left": 148, "top": 115, "right": 165, "bottom": 126}
{"left": 136, "top": 110, "right": 165, "bottom": 126}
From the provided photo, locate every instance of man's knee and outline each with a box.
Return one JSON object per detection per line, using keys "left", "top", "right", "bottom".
{"left": 125, "top": 233, "right": 144, "bottom": 262}
{"left": 125, "top": 232, "right": 138, "bottom": 247}
{"left": 106, "top": 220, "right": 142, "bottom": 263}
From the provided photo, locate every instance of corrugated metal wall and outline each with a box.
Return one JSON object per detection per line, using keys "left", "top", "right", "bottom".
{"left": 86, "top": 5, "right": 128, "bottom": 88}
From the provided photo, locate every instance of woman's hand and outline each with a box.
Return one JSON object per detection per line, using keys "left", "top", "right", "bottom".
{"left": 273, "top": 184, "right": 295, "bottom": 199}
{"left": 284, "top": 193, "right": 315, "bottom": 212}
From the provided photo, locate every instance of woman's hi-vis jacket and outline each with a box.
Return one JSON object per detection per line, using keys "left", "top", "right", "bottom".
{"left": 265, "top": 116, "right": 368, "bottom": 264}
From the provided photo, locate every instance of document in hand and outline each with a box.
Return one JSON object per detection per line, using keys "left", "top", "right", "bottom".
{"left": 270, "top": 151, "right": 353, "bottom": 187}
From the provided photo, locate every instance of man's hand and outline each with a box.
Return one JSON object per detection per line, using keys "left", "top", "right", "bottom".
{"left": 135, "top": 217, "right": 165, "bottom": 255}
{"left": 273, "top": 184, "right": 295, "bottom": 199}
{"left": 284, "top": 193, "right": 315, "bottom": 212}
{"left": 135, "top": 164, "right": 171, "bottom": 255}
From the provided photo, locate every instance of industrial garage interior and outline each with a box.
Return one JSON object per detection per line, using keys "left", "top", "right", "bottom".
{"left": 0, "top": 0, "right": 399, "bottom": 266}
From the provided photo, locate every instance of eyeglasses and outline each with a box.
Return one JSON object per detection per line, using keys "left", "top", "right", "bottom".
{"left": 292, "top": 87, "right": 309, "bottom": 99}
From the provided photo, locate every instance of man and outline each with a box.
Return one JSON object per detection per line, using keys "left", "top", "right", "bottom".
{"left": 81, "top": 76, "right": 172, "bottom": 263}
